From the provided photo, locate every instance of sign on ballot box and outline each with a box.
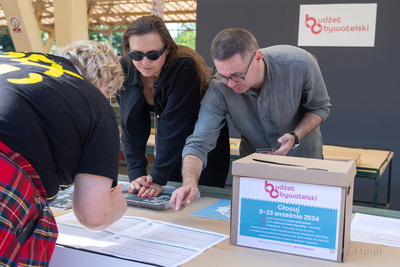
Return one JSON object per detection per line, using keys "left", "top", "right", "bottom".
{"left": 230, "top": 153, "right": 356, "bottom": 262}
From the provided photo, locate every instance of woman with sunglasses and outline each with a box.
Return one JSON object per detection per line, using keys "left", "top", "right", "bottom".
{"left": 117, "top": 15, "right": 230, "bottom": 197}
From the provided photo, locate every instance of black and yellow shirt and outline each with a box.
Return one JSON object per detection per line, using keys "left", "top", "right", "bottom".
{"left": 0, "top": 52, "right": 120, "bottom": 201}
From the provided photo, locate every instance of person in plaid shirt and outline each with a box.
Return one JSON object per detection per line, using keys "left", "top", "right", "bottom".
{"left": 0, "top": 40, "right": 127, "bottom": 266}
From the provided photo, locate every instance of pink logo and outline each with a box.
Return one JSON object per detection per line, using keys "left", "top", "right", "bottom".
{"left": 265, "top": 181, "right": 279, "bottom": 198}
{"left": 305, "top": 14, "right": 322, "bottom": 34}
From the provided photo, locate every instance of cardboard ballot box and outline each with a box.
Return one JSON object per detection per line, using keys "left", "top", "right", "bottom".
{"left": 231, "top": 153, "right": 356, "bottom": 262}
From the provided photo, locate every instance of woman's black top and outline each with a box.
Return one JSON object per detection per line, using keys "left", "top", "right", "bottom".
{"left": 117, "top": 56, "right": 230, "bottom": 187}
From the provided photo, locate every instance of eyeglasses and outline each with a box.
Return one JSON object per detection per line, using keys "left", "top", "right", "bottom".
{"left": 128, "top": 45, "right": 167, "bottom": 61}
{"left": 212, "top": 52, "right": 255, "bottom": 82}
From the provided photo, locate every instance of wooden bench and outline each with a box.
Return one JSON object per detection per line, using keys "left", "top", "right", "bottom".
{"left": 323, "top": 144, "right": 394, "bottom": 209}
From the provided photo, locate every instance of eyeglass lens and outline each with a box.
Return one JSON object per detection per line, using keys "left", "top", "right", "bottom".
{"left": 217, "top": 76, "right": 245, "bottom": 82}
{"left": 213, "top": 52, "right": 255, "bottom": 82}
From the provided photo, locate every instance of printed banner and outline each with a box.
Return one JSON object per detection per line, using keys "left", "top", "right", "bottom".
{"left": 151, "top": 0, "right": 165, "bottom": 20}
{"left": 237, "top": 177, "right": 342, "bottom": 261}
{"left": 298, "top": 3, "right": 377, "bottom": 47}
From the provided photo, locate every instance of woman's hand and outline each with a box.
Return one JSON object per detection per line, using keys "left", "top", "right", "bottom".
{"left": 127, "top": 175, "right": 163, "bottom": 197}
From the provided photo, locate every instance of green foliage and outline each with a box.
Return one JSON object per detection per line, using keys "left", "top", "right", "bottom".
{"left": 41, "top": 31, "right": 56, "bottom": 54}
{"left": 173, "top": 23, "right": 196, "bottom": 50}
{"left": 88, "top": 30, "right": 109, "bottom": 48}
{"left": 0, "top": 34, "right": 15, "bottom": 52}
{"left": 111, "top": 31, "right": 124, "bottom": 56}
{"left": 89, "top": 25, "right": 126, "bottom": 56}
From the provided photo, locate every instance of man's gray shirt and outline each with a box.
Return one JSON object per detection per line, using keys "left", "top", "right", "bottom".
{"left": 183, "top": 45, "right": 331, "bottom": 168}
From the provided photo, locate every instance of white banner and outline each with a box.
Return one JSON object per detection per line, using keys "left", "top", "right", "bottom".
{"left": 298, "top": 3, "right": 377, "bottom": 47}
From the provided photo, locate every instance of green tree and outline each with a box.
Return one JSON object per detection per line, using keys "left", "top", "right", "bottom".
{"left": 110, "top": 25, "right": 126, "bottom": 56}
{"left": 174, "top": 23, "right": 196, "bottom": 50}
{"left": 89, "top": 26, "right": 109, "bottom": 43}
{"left": 89, "top": 25, "right": 126, "bottom": 56}
{"left": 0, "top": 34, "right": 15, "bottom": 52}
{"left": 41, "top": 31, "right": 56, "bottom": 54}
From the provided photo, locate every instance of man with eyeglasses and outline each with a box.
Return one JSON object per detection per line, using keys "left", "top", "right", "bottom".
{"left": 170, "top": 28, "right": 331, "bottom": 211}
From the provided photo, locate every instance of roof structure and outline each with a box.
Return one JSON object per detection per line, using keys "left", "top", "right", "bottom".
{"left": 0, "top": 0, "right": 197, "bottom": 35}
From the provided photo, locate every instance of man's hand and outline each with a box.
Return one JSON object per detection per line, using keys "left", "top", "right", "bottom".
{"left": 170, "top": 183, "right": 199, "bottom": 211}
{"left": 271, "top": 133, "right": 295, "bottom": 156}
{"left": 271, "top": 112, "right": 323, "bottom": 156}
{"left": 170, "top": 154, "right": 203, "bottom": 211}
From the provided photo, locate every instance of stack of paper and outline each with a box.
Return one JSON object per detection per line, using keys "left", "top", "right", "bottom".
{"left": 55, "top": 213, "right": 228, "bottom": 267}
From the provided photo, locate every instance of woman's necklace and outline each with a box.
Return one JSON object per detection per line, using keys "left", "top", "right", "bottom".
{"left": 147, "top": 77, "right": 156, "bottom": 93}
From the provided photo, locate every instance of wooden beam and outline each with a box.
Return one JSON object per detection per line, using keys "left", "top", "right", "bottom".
{"left": 38, "top": 9, "right": 196, "bottom": 20}
{"left": 53, "top": 0, "right": 88, "bottom": 48}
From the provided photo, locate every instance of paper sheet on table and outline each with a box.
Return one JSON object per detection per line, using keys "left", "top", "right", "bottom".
{"left": 55, "top": 213, "right": 228, "bottom": 267}
{"left": 190, "top": 199, "right": 231, "bottom": 221}
{"left": 351, "top": 213, "right": 400, "bottom": 247}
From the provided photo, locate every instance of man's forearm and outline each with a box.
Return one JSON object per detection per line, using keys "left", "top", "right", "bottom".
{"left": 73, "top": 174, "right": 127, "bottom": 231}
{"left": 181, "top": 154, "right": 203, "bottom": 186}
{"left": 293, "top": 112, "right": 323, "bottom": 141}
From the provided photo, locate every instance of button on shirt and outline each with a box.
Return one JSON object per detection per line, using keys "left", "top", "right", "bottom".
{"left": 183, "top": 45, "right": 331, "bottom": 168}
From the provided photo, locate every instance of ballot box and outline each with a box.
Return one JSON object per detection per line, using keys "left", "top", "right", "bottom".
{"left": 230, "top": 153, "right": 356, "bottom": 262}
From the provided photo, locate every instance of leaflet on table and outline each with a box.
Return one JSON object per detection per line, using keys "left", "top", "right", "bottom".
{"left": 237, "top": 177, "right": 342, "bottom": 261}
{"left": 56, "top": 213, "right": 228, "bottom": 267}
{"left": 351, "top": 213, "right": 400, "bottom": 247}
{"left": 190, "top": 199, "right": 231, "bottom": 222}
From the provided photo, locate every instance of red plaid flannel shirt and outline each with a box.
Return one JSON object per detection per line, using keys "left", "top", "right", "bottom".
{"left": 0, "top": 140, "right": 58, "bottom": 266}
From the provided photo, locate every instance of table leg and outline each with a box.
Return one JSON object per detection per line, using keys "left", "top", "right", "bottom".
{"left": 374, "top": 175, "right": 379, "bottom": 208}
{"left": 386, "top": 160, "right": 393, "bottom": 209}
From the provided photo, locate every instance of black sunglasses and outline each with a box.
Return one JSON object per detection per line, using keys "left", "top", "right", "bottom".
{"left": 128, "top": 45, "right": 167, "bottom": 61}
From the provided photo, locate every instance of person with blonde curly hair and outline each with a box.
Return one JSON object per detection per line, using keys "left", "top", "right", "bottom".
{"left": 56, "top": 40, "right": 124, "bottom": 97}
{"left": 0, "top": 40, "right": 127, "bottom": 266}
{"left": 118, "top": 15, "right": 230, "bottom": 198}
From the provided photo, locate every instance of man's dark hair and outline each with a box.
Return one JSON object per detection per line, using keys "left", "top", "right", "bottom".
{"left": 210, "top": 28, "right": 259, "bottom": 61}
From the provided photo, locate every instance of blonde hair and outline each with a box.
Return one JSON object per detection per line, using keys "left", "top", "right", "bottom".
{"left": 55, "top": 40, "right": 124, "bottom": 96}
{"left": 121, "top": 15, "right": 211, "bottom": 91}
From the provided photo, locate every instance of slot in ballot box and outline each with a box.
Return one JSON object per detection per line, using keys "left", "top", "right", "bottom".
{"left": 230, "top": 153, "right": 356, "bottom": 262}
